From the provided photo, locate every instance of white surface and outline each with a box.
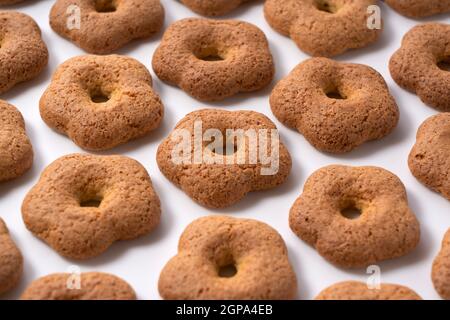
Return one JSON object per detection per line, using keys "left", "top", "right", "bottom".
{"left": 1, "top": 0, "right": 449, "bottom": 300}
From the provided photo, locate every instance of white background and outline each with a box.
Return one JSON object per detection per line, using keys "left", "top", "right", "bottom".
{"left": 1, "top": 0, "right": 449, "bottom": 300}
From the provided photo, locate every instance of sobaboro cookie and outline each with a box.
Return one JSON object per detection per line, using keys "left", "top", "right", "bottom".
{"left": 152, "top": 18, "right": 274, "bottom": 101}
{"left": 0, "top": 218, "right": 23, "bottom": 295}
{"left": 385, "top": 0, "right": 450, "bottom": 18}
{"left": 0, "top": 11, "right": 48, "bottom": 94}
{"left": 264, "top": 0, "right": 382, "bottom": 57}
{"left": 40, "top": 55, "right": 164, "bottom": 151}
{"left": 270, "top": 58, "right": 399, "bottom": 153}
{"left": 22, "top": 154, "right": 161, "bottom": 260}
{"left": 21, "top": 272, "right": 136, "bottom": 300}
{"left": 390, "top": 23, "right": 450, "bottom": 111}
{"left": 50, "top": 0, "right": 164, "bottom": 54}
{"left": 432, "top": 229, "right": 450, "bottom": 300}
{"left": 315, "top": 281, "right": 422, "bottom": 300}
{"left": 157, "top": 109, "right": 291, "bottom": 208}
{"left": 180, "top": 0, "right": 252, "bottom": 16}
{"left": 289, "top": 165, "right": 420, "bottom": 268}
{"left": 408, "top": 113, "right": 450, "bottom": 201}
{"left": 0, "top": 100, "right": 33, "bottom": 182}
{"left": 159, "top": 216, "right": 297, "bottom": 300}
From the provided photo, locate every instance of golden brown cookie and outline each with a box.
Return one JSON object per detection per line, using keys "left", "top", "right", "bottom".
{"left": 0, "top": 218, "right": 23, "bottom": 296}
{"left": 385, "top": 0, "right": 450, "bottom": 18}
{"left": 264, "top": 0, "right": 382, "bottom": 57}
{"left": 180, "top": 0, "right": 252, "bottom": 16}
{"left": 432, "top": 229, "right": 450, "bottom": 300}
{"left": 159, "top": 215, "right": 297, "bottom": 300}
{"left": 408, "top": 113, "right": 450, "bottom": 201}
{"left": 21, "top": 272, "right": 136, "bottom": 300}
{"left": 315, "top": 281, "right": 422, "bottom": 300}
{"left": 390, "top": 23, "right": 450, "bottom": 112}
{"left": 270, "top": 58, "right": 399, "bottom": 153}
{"left": 0, "top": 11, "right": 48, "bottom": 94}
{"left": 50, "top": 0, "right": 164, "bottom": 54}
{"left": 157, "top": 109, "right": 291, "bottom": 208}
{"left": 0, "top": 100, "right": 33, "bottom": 182}
{"left": 0, "top": 0, "right": 26, "bottom": 4}
{"left": 22, "top": 154, "right": 161, "bottom": 260}
{"left": 152, "top": 18, "right": 274, "bottom": 101}
{"left": 289, "top": 165, "right": 420, "bottom": 268}
{"left": 40, "top": 55, "right": 164, "bottom": 151}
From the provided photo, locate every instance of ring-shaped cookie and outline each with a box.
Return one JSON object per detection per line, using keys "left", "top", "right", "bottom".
{"left": 21, "top": 154, "right": 161, "bottom": 260}
{"left": 432, "top": 229, "right": 450, "bottom": 300}
{"left": 270, "top": 58, "right": 399, "bottom": 153}
{"left": 40, "top": 55, "right": 164, "bottom": 151}
{"left": 180, "top": 0, "right": 252, "bottom": 16}
{"left": 385, "top": 0, "right": 450, "bottom": 18}
{"left": 0, "top": 11, "right": 48, "bottom": 94}
{"left": 264, "top": 0, "right": 382, "bottom": 57}
{"left": 50, "top": 0, "right": 164, "bottom": 54}
{"left": 390, "top": 23, "right": 450, "bottom": 111}
{"left": 152, "top": 18, "right": 274, "bottom": 101}
{"left": 289, "top": 165, "right": 420, "bottom": 268}
{"left": 158, "top": 216, "right": 297, "bottom": 300}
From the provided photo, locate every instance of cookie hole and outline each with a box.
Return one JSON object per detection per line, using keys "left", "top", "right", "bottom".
{"left": 218, "top": 264, "right": 237, "bottom": 278}
{"left": 341, "top": 202, "right": 362, "bottom": 220}
{"left": 90, "top": 89, "right": 111, "bottom": 103}
{"left": 204, "top": 134, "right": 239, "bottom": 156}
{"left": 314, "top": 0, "right": 340, "bottom": 13}
{"left": 195, "top": 47, "right": 225, "bottom": 62}
{"left": 80, "top": 196, "right": 103, "bottom": 208}
{"left": 437, "top": 57, "right": 450, "bottom": 72}
{"left": 95, "top": 0, "right": 117, "bottom": 12}
{"left": 325, "top": 86, "right": 346, "bottom": 100}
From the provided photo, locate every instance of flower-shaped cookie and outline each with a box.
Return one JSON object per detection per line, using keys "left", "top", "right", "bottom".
{"left": 385, "top": 0, "right": 450, "bottom": 18}
{"left": 432, "top": 229, "right": 450, "bottom": 300}
{"left": 0, "top": 100, "right": 33, "bottom": 182}
{"left": 159, "top": 216, "right": 297, "bottom": 300}
{"left": 264, "top": 0, "right": 382, "bottom": 57}
{"left": 40, "top": 55, "right": 164, "bottom": 151}
{"left": 157, "top": 109, "right": 292, "bottom": 208}
{"left": 390, "top": 23, "right": 450, "bottom": 111}
{"left": 0, "top": 11, "right": 48, "bottom": 94}
{"left": 180, "top": 0, "right": 253, "bottom": 16}
{"left": 409, "top": 113, "right": 450, "bottom": 201}
{"left": 22, "top": 154, "right": 161, "bottom": 260}
{"left": 270, "top": 58, "right": 399, "bottom": 153}
{"left": 0, "top": 218, "right": 23, "bottom": 295}
{"left": 289, "top": 165, "right": 420, "bottom": 268}
{"left": 152, "top": 18, "right": 274, "bottom": 101}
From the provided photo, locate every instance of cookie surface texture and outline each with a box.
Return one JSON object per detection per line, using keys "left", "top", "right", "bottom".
{"left": 0, "top": 100, "right": 33, "bottom": 182}
{"left": 264, "top": 0, "right": 382, "bottom": 57}
{"left": 40, "top": 54, "right": 164, "bottom": 151}
{"left": 390, "top": 23, "right": 450, "bottom": 111}
{"left": 289, "top": 165, "right": 420, "bottom": 268}
{"left": 152, "top": 18, "right": 274, "bottom": 101}
{"left": 385, "top": 0, "right": 450, "bottom": 18}
{"left": 432, "top": 229, "right": 450, "bottom": 300}
{"left": 270, "top": 57, "right": 399, "bottom": 153}
{"left": 50, "top": 0, "right": 164, "bottom": 54}
{"left": 181, "top": 0, "right": 252, "bottom": 16}
{"left": 159, "top": 215, "right": 297, "bottom": 300}
{"left": 157, "top": 109, "right": 292, "bottom": 208}
{"left": 0, "top": 11, "right": 48, "bottom": 94}
{"left": 22, "top": 154, "right": 161, "bottom": 259}
{"left": 21, "top": 272, "right": 136, "bottom": 300}
{"left": 315, "top": 281, "right": 422, "bottom": 300}
{"left": 0, "top": 218, "right": 23, "bottom": 295}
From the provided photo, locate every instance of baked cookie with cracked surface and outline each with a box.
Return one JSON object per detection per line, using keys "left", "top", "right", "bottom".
{"left": 408, "top": 113, "right": 450, "bottom": 201}
{"left": 180, "top": 0, "right": 253, "bottom": 16}
{"left": 385, "top": 0, "right": 450, "bottom": 18}
{"left": 22, "top": 154, "right": 161, "bottom": 260}
{"left": 0, "top": 218, "right": 23, "bottom": 295}
{"left": 21, "top": 272, "right": 136, "bottom": 300}
{"left": 264, "top": 0, "right": 382, "bottom": 57}
{"left": 289, "top": 165, "right": 420, "bottom": 268}
{"left": 0, "top": 11, "right": 48, "bottom": 94}
{"left": 316, "top": 281, "right": 422, "bottom": 300}
{"left": 159, "top": 215, "right": 297, "bottom": 300}
{"left": 0, "top": 100, "right": 33, "bottom": 182}
{"left": 50, "top": 0, "right": 164, "bottom": 54}
{"left": 270, "top": 58, "right": 399, "bottom": 153}
{"left": 157, "top": 109, "right": 291, "bottom": 208}
{"left": 152, "top": 18, "right": 274, "bottom": 102}
{"left": 390, "top": 23, "right": 450, "bottom": 111}
{"left": 432, "top": 229, "right": 450, "bottom": 300}
{"left": 40, "top": 55, "right": 164, "bottom": 151}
